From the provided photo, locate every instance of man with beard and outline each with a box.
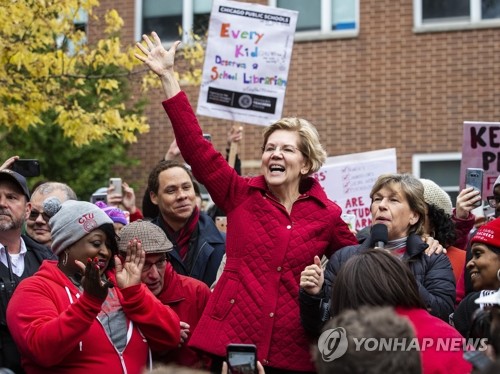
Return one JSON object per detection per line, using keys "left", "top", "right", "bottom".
{"left": 147, "top": 160, "right": 225, "bottom": 286}
{"left": 0, "top": 170, "right": 55, "bottom": 373}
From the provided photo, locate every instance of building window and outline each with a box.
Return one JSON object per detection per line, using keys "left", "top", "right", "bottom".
{"left": 412, "top": 153, "right": 461, "bottom": 205}
{"left": 414, "top": 0, "right": 500, "bottom": 32}
{"left": 268, "top": 0, "right": 359, "bottom": 40}
{"left": 136, "top": 0, "right": 212, "bottom": 43}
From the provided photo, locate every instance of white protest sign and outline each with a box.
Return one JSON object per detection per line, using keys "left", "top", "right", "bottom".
{"left": 313, "top": 148, "right": 397, "bottom": 230}
{"left": 197, "top": 0, "right": 298, "bottom": 126}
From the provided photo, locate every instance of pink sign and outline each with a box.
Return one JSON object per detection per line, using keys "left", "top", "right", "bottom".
{"left": 461, "top": 121, "right": 500, "bottom": 196}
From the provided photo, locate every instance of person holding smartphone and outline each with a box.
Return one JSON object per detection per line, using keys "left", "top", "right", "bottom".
{"left": 136, "top": 32, "right": 357, "bottom": 373}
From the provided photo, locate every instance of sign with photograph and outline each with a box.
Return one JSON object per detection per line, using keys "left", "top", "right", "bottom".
{"left": 197, "top": 0, "right": 298, "bottom": 126}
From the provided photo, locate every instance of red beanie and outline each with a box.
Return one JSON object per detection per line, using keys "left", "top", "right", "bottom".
{"left": 471, "top": 218, "right": 500, "bottom": 250}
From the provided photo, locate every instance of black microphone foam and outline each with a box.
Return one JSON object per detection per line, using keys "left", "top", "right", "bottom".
{"left": 371, "top": 223, "right": 388, "bottom": 248}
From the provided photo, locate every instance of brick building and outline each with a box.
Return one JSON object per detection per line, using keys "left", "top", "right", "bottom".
{"left": 90, "top": 0, "right": 500, "bottom": 206}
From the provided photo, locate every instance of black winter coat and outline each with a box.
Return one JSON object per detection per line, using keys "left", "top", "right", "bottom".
{"left": 300, "top": 233, "right": 456, "bottom": 336}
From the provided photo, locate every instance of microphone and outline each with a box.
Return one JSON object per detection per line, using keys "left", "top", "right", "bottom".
{"left": 371, "top": 224, "right": 388, "bottom": 249}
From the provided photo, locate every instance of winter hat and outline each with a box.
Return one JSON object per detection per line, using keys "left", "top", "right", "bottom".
{"left": 117, "top": 220, "right": 173, "bottom": 254}
{"left": 94, "top": 201, "right": 128, "bottom": 225}
{"left": 471, "top": 217, "right": 500, "bottom": 252}
{"left": 0, "top": 169, "right": 30, "bottom": 199}
{"left": 420, "top": 178, "right": 453, "bottom": 216}
{"left": 44, "top": 197, "right": 113, "bottom": 255}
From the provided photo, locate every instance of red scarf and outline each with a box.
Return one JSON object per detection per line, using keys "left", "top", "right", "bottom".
{"left": 163, "top": 207, "right": 200, "bottom": 260}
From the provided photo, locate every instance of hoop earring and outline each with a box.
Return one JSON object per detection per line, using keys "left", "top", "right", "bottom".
{"left": 497, "top": 269, "right": 500, "bottom": 282}
{"left": 62, "top": 251, "right": 69, "bottom": 267}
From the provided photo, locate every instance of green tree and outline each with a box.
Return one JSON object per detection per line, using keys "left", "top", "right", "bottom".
{"left": 0, "top": 0, "right": 205, "bottom": 198}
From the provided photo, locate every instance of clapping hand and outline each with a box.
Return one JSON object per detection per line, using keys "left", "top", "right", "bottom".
{"left": 76, "top": 258, "right": 110, "bottom": 301}
{"left": 114, "top": 239, "right": 145, "bottom": 289}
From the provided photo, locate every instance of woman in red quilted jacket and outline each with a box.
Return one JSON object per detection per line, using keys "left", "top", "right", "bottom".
{"left": 135, "top": 32, "right": 357, "bottom": 373}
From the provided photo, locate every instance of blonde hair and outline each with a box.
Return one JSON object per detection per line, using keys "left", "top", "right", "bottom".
{"left": 262, "top": 117, "right": 326, "bottom": 176}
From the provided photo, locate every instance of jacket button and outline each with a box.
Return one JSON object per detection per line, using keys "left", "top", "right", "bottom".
{"left": 230, "top": 299, "right": 235, "bottom": 304}
{"left": 277, "top": 266, "right": 282, "bottom": 272}
{"left": 269, "top": 312, "right": 274, "bottom": 317}
{"left": 286, "top": 225, "right": 291, "bottom": 229}
{"left": 262, "top": 359, "right": 269, "bottom": 365}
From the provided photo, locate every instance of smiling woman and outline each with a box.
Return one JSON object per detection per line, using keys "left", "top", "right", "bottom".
{"left": 6, "top": 199, "right": 181, "bottom": 374}
{"left": 135, "top": 31, "right": 358, "bottom": 372}
{"left": 453, "top": 218, "right": 500, "bottom": 338}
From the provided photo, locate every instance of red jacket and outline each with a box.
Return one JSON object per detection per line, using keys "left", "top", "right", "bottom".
{"left": 6, "top": 261, "right": 180, "bottom": 374}
{"left": 163, "top": 92, "right": 357, "bottom": 371}
{"left": 396, "top": 307, "right": 472, "bottom": 374}
{"left": 155, "top": 262, "right": 211, "bottom": 367}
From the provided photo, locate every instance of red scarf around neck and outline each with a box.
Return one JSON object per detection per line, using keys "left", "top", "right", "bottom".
{"left": 163, "top": 207, "right": 200, "bottom": 260}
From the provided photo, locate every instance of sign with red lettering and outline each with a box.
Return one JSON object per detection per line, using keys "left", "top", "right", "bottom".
{"left": 460, "top": 121, "right": 500, "bottom": 196}
{"left": 197, "top": 0, "right": 298, "bottom": 125}
{"left": 313, "top": 149, "right": 397, "bottom": 231}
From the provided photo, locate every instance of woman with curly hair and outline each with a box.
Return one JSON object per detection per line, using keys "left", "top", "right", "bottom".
{"left": 420, "top": 179, "right": 477, "bottom": 283}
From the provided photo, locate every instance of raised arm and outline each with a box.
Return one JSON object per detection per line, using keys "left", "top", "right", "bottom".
{"left": 135, "top": 32, "right": 181, "bottom": 99}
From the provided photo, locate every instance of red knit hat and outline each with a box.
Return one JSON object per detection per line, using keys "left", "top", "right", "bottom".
{"left": 471, "top": 218, "right": 500, "bottom": 250}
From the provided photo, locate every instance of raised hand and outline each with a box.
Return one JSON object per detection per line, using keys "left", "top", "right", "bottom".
{"left": 114, "top": 238, "right": 145, "bottom": 289}
{"left": 77, "top": 258, "right": 109, "bottom": 301}
{"left": 135, "top": 32, "right": 180, "bottom": 77}
{"left": 456, "top": 186, "right": 481, "bottom": 219}
{"left": 135, "top": 32, "right": 181, "bottom": 99}
{"left": 0, "top": 155, "right": 19, "bottom": 171}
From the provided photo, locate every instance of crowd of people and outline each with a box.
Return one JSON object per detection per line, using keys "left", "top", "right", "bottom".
{"left": 0, "top": 31, "right": 499, "bottom": 374}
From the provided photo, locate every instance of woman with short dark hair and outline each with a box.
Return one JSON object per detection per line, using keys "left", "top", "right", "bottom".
{"left": 330, "top": 250, "right": 471, "bottom": 374}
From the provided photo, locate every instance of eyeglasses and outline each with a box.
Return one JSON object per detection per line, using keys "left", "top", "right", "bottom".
{"left": 28, "top": 210, "right": 50, "bottom": 222}
{"left": 142, "top": 257, "right": 167, "bottom": 273}
{"left": 261, "top": 144, "right": 302, "bottom": 155}
{"left": 487, "top": 196, "right": 500, "bottom": 208}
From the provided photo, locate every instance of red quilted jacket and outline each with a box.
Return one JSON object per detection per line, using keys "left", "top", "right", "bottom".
{"left": 162, "top": 92, "right": 357, "bottom": 371}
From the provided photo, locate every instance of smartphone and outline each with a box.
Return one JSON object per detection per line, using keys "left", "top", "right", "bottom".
{"left": 203, "top": 133, "right": 212, "bottom": 142}
{"left": 227, "top": 344, "right": 257, "bottom": 374}
{"left": 465, "top": 168, "right": 484, "bottom": 208}
{"left": 463, "top": 350, "right": 493, "bottom": 371}
{"left": 90, "top": 192, "right": 107, "bottom": 204}
{"left": 11, "top": 159, "right": 41, "bottom": 177}
{"left": 109, "top": 177, "right": 122, "bottom": 196}
{"left": 216, "top": 216, "right": 227, "bottom": 233}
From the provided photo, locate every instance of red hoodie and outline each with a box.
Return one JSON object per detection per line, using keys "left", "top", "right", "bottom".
{"left": 6, "top": 260, "right": 180, "bottom": 374}
{"left": 155, "top": 262, "right": 211, "bottom": 367}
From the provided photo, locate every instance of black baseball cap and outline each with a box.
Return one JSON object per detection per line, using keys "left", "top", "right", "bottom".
{"left": 0, "top": 170, "right": 30, "bottom": 199}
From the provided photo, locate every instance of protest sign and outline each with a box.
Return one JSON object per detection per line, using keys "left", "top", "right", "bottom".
{"left": 313, "top": 148, "right": 397, "bottom": 230}
{"left": 460, "top": 121, "right": 500, "bottom": 196}
{"left": 197, "top": 0, "right": 298, "bottom": 126}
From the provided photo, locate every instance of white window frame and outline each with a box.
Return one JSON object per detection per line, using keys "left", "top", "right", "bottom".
{"left": 412, "top": 152, "right": 461, "bottom": 196}
{"left": 268, "top": 0, "right": 359, "bottom": 41}
{"left": 413, "top": 0, "right": 500, "bottom": 33}
{"left": 134, "top": 0, "right": 208, "bottom": 43}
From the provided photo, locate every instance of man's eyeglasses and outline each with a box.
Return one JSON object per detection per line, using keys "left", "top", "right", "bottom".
{"left": 142, "top": 257, "right": 167, "bottom": 273}
{"left": 487, "top": 196, "right": 500, "bottom": 208}
{"left": 28, "top": 210, "right": 50, "bottom": 222}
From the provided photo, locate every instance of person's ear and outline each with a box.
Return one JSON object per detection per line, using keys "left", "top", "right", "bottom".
{"left": 150, "top": 190, "right": 159, "bottom": 206}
